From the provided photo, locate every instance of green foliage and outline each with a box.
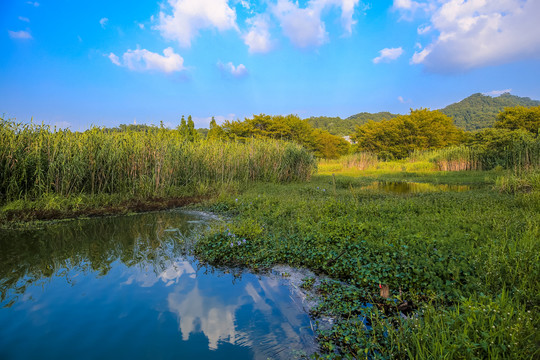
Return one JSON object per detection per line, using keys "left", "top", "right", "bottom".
{"left": 495, "top": 106, "right": 540, "bottom": 134}
{"left": 186, "top": 115, "right": 199, "bottom": 142}
{"left": 222, "top": 114, "right": 350, "bottom": 159}
{"left": 195, "top": 172, "right": 539, "bottom": 359}
{"left": 307, "top": 112, "right": 397, "bottom": 136}
{"left": 0, "top": 117, "right": 316, "bottom": 205}
{"left": 441, "top": 93, "right": 540, "bottom": 131}
{"left": 351, "top": 109, "right": 464, "bottom": 159}
{"left": 207, "top": 117, "right": 226, "bottom": 141}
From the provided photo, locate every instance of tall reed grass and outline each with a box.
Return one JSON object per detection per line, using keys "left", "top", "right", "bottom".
{"left": 417, "top": 139, "right": 540, "bottom": 172}
{"left": 0, "top": 118, "right": 316, "bottom": 203}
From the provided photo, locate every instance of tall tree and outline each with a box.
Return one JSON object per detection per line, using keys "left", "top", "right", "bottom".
{"left": 352, "top": 109, "right": 464, "bottom": 159}
{"left": 187, "top": 115, "right": 199, "bottom": 142}
{"left": 494, "top": 106, "right": 540, "bottom": 134}
{"left": 221, "top": 114, "right": 349, "bottom": 158}
{"left": 207, "top": 116, "right": 226, "bottom": 140}
{"left": 178, "top": 115, "right": 188, "bottom": 138}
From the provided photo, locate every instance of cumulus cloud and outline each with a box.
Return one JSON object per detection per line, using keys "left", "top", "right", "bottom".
{"left": 100, "top": 17, "right": 109, "bottom": 29}
{"left": 373, "top": 47, "right": 403, "bottom": 63}
{"left": 406, "top": 0, "right": 540, "bottom": 72}
{"left": 8, "top": 30, "right": 32, "bottom": 39}
{"left": 155, "top": 0, "right": 238, "bottom": 48}
{"left": 272, "top": 0, "right": 360, "bottom": 48}
{"left": 484, "top": 89, "right": 512, "bottom": 96}
{"left": 109, "top": 47, "right": 185, "bottom": 73}
{"left": 243, "top": 15, "right": 273, "bottom": 53}
{"left": 217, "top": 61, "right": 248, "bottom": 78}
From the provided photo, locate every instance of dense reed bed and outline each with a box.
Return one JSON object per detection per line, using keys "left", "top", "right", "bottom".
{"left": 419, "top": 139, "right": 540, "bottom": 172}
{"left": 0, "top": 118, "right": 315, "bottom": 204}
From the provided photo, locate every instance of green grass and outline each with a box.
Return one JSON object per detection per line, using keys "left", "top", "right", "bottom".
{"left": 194, "top": 170, "right": 540, "bottom": 359}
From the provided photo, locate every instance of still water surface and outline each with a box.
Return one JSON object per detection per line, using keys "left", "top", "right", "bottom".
{"left": 0, "top": 211, "right": 315, "bottom": 359}
{"left": 362, "top": 181, "right": 472, "bottom": 194}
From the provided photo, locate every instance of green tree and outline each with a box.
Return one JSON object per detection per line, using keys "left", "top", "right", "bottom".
{"left": 178, "top": 115, "right": 188, "bottom": 138}
{"left": 352, "top": 109, "right": 464, "bottom": 159}
{"left": 221, "top": 114, "right": 348, "bottom": 158}
{"left": 207, "top": 117, "right": 226, "bottom": 140}
{"left": 494, "top": 106, "right": 540, "bottom": 134}
{"left": 187, "top": 115, "right": 199, "bottom": 142}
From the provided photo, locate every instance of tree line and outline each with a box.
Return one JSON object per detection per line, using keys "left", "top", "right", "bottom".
{"left": 106, "top": 104, "right": 539, "bottom": 161}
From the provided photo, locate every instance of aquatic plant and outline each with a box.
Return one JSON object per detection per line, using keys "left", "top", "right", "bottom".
{"left": 195, "top": 172, "right": 540, "bottom": 359}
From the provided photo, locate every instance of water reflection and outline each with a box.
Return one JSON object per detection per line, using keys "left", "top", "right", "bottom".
{"left": 361, "top": 181, "right": 472, "bottom": 194}
{"left": 0, "top": 211, "right": 314, "bottom": 359}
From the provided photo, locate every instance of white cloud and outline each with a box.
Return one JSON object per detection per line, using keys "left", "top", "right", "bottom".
{"left": 8, "top": 30, "right": 32, "bottom": 39}
{"left": 243, "top": 15, "right": 272, "bottom": 53}
{"left": 484, "top": 89, "right": 512, "bottom": 97}
{"left": 26, "top": 1, "right": 39, "bottom": 7}
{"left": 18, "top": 16, "right": 30, "bottom": 23}
{"left": 155, "top": 0, "right": 238, "bottom": 48}
{"left": 417, "top": 24, "right": 430, "bottom": 34}
{"left": 239, "top": 0, "right": 250, "bottom": 9}
{"left": 392, "top": 0, "right": 432, "bottom": 20}
{"left": 411, "top": 47, "right": 430, "bottom": 64}
{"left": 100, "top": 17, "right": 109, "bottom": 29}
{"left": 137, "top": 22, "right": 145, "bottom": 29}
{"left": 398, "top": 96, "right": 405, "bottom": 103}
{"left": 407, "top": 0, "right": 540, "bottom": 72}
{"left": 414, "top": 42, "right": 422, "bottom": 49}
{"left": 108, "top": 53, "right": 121, "bottom": 66}
{"left": 217, "top": 61, "right": 248, "bottom": 78}
{"left": 109, "top": 47, "right": 185, "bottom": 73}
{"left": 272, "top": 0, "right": 360, "bottom": 49}
{"left": 373, "top": 47, "right": 403, "bottom": 63}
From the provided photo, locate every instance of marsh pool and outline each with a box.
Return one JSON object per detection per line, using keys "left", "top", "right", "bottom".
{"left": 0, "top": 211, "right": 315, "bottom": 359}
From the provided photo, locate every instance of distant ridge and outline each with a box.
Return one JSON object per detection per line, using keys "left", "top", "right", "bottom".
{"left": 306, "top": 93, "right": 540, "bottom": 135}
{"left": 440, "top": 93, "right": 540, "bottom": 131}
{"left": 307, "top": 112, "right": 397, "bottom": 136}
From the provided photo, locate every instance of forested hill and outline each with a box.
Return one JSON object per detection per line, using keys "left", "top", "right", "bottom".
{"left": 440, "top": 93, "right": 540, "bottom": 131}
{"left": 307, "top": 112, "right": 397, "bottom": 136}
{"left": 306, "top": 93, "right": 539, "bottom": 135}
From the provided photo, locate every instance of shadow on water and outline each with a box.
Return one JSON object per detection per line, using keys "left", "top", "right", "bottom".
{"left": 0, "top": 211, "right": 315, "bottom": 360}
{"left": 361, "top": 181, "right": 473, "bottom": 194}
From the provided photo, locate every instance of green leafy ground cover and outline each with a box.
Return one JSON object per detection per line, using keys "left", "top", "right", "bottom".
{"left": 194, "top": 171, "right": 540, "bottom": 359}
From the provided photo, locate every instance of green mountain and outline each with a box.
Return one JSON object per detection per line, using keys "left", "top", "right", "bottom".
{"left": 307, "top": 112, "right": 397, "bottom": 136}
{"left": 440, "top": 93, "right": 540, "bottom": 131}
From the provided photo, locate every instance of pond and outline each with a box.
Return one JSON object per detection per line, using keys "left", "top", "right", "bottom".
{"left": 0, "top": 211, "right": 315, "bottom": 360}
{"left": 361, "top": 181, "right": 472, "bottom": 194}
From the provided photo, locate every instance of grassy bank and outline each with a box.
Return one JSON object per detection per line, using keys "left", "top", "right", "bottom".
{"left": 0, "top": 118, "right": 316, "bottom": 224}
{"left": 194, "top": 170, "right": 540, "bottom": 359}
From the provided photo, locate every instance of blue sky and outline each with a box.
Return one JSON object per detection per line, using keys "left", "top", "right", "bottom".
{"left": 1, "top": 0, "right": 540, "bottom": 131}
